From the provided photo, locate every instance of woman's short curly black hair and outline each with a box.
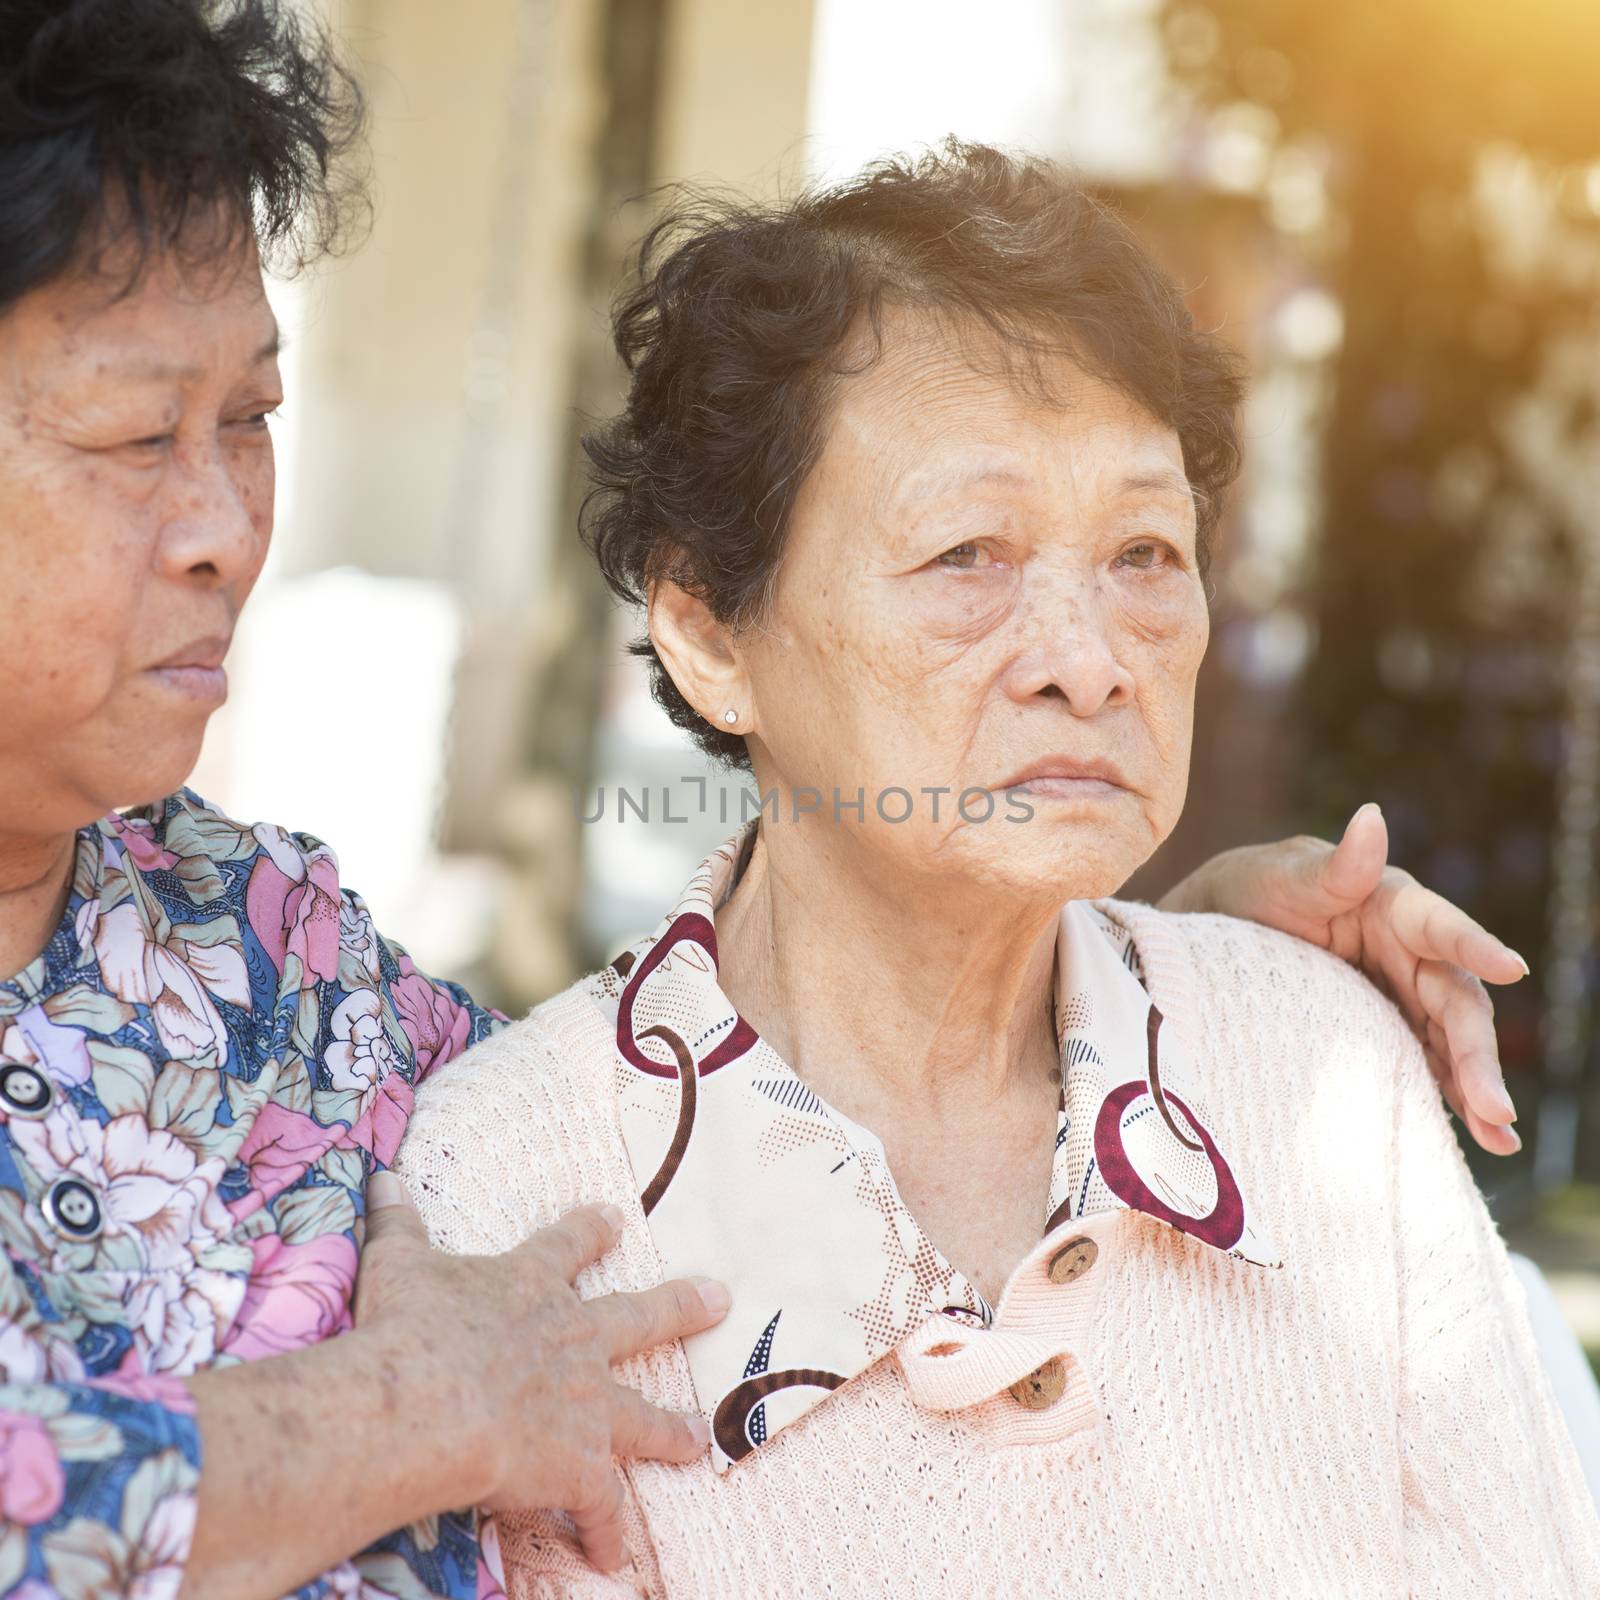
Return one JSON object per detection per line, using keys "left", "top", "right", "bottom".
{"left": 582, "top": 139, "right": 1248, "bottom": 769}
{"left": 0, "top": 0, "right": 367, "bottom": 312}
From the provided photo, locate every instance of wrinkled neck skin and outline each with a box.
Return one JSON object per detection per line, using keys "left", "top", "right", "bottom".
{"left": 714, "top": 819, "right": 1065, "bottom": 1126}
{"left": 0, "top": 829, "right": 77, "bottom": 986}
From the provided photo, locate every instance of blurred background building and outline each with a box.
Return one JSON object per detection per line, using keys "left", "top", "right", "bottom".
{"left": 193, "top": 0, "right": 1600, "bottom": 1360}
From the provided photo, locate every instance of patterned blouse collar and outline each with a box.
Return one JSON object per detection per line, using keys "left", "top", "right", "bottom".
{"left": 585, "top": 826, "right": 1279, "bottom": 1471}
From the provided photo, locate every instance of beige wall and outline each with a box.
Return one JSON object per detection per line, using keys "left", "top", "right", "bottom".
{"left": 284, "top": 0, "right": 819, "bottom": 593}
{"left": 286, "top": 0, "right": 601, "bottom": 587}
{"left": 234, "top": 0, "right": 820, "bottom": 1001}
{"left": 275, "top": 0, "right": 819, "bottom": 867}
{"left": 275, "top": 0, "right": 605, "bottom": 847}
{"left": 655, "top": 0, "right": 816, "bottom": 193}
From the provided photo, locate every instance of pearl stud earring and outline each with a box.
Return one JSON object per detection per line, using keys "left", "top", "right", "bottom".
{"left": 722, "top": 709, "right": 739, "bottom": 726}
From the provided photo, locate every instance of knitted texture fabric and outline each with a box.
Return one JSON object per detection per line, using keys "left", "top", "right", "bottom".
{"left": 396, "top": 905, "right": 1600, "bottom": 1599}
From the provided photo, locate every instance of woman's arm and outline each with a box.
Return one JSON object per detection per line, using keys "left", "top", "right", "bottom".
{"left": 175, "top": 1191, "right": 722, "bottom": 1600}
{"left": 1382, "top": 1003, "right": 1600, "bottom": 1595}
{"left": 1157, "top": 803, "right": 1525, "bottom": 1155}
{"left": 394, "top": 1011, "right": 691, "bottom": 1592}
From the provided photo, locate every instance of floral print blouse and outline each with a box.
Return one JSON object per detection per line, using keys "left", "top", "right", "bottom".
{"left": 0, "top": 791, "right": 502, "bottom": 1599}
{"left": 593, "top": 827, "right": 1280, "bottom": 1471}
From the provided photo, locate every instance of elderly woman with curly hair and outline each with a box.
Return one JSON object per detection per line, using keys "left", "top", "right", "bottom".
{"left": 398, "top": 146, "right": 1600, "bottom": 1598}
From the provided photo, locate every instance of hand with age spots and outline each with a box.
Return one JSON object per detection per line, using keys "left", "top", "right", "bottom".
{"left": 181, "top": 1177, "right": 728, "bottom": 1598}
{"left": 354, "top": 1175, "right": 728, "bottom": 1571}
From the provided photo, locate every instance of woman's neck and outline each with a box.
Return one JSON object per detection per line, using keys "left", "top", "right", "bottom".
{"left": 715, "top": 824, "right": 1063, "bottom": 1119}
{"left": 0, "top": 831, "right": 77, "bottom": 985}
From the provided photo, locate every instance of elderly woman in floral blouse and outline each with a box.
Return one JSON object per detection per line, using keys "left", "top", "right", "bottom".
{"left": 0, "top": 5, "right": 1532, "bottom": 1600}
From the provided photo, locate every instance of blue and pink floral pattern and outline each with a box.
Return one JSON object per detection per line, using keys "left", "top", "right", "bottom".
{"left": 0, "top": 791, "right": 503, "bottom": 1598}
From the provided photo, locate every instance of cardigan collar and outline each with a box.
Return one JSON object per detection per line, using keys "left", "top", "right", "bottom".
{"left": 585, "top": 826, "right": 1279, "bottom": 1471}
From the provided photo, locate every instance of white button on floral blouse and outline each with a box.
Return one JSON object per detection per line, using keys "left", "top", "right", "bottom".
{"left": 585, "top": 826, "right": 1281, "bottom": 1472}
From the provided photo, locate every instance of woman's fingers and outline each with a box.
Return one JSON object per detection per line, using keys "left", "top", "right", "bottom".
{"left": 567, "top": 1461, "right": 630, "bottom": 1573}
{"left": 1317, "top": 802, "right": 1390, "bottom": 907}
{"left": 1422, "top": 1028, "right": 1512, "bottom": 1152}
{"left": 1470, "top": 1116, "right": 1524, "bottom": 1156}
{"left": 353, "top": 1172, "right": 433, "bottom": 1323}
{"left": 609, "top": 1385, "right": 713, "bottom": 1464}
{"left": 568, "top": 1393, "right": 715, "bottom": 1571}
{"left": 1295, "top": 821, "right": 1527, "bottom": 1153}
{"left": 1415, "top": 960, "right": 1514, "bottom": 1122}
{"left": 592, "top": 1277, "right": 731, "bottom": 1362}
{"left": 362, "top": 1170, "right": 427, "bottom": 1238}
{"left": 525, "top": 1203, "right": 626, "bottom": 1282}
{"left": 1422, "top": 1026, "right": 1467, "bottom": 1122}
{"left": 1388, "top": 878, "right": 1528, "bottom": 986}
{"left": 1427, "top": 992, "right": 1523, "bottom": 1158}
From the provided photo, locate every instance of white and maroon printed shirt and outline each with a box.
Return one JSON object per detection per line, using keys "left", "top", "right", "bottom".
{"left": 584, "top": 827, "right": 1280, "bottom": 1472}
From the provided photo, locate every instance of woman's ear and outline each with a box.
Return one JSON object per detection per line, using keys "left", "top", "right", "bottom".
{"left": 648, "top": 578, "right": 751, "bottom": 733}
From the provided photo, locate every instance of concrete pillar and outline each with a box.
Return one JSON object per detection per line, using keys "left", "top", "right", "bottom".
{"left": 278, "top": 0, "right": 606, "bottom": 855}
{"left": 655, "top": 0, "right": 816, "bottom": 195}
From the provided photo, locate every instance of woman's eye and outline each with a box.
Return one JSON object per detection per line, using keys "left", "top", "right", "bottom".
{"left": 1117, "top": 540, "right": 1173, "bottom": 571}
{"left": 935, "top": 542, "right": 982, "bottom": 570}
{"left": 127, "top": 432, "right": 174, "bottom": 451}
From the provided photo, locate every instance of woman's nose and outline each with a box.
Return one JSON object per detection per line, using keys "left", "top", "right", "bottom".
{"left": 156, "top": 443, "right": 270, "bottom": 587}
{"left": 1005, "top": 580, "right": 1137, "bottom": 716}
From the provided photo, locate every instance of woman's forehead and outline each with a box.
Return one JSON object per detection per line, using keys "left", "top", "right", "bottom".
{"left": 819, "top": 338, "right": 1186, "bottom": 512}
{"left": 890, "top": 448, "right": 1193, "bottom": 509}
{"left": 2, "top": 251, "right": 278, "bottom": 395}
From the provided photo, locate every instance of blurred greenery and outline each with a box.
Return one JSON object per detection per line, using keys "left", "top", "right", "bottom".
{"left": 1162, "top": 0, "right": 1600, "bottom": 1193}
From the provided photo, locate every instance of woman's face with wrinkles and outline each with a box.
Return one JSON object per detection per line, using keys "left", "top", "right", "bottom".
{"left": 0, "top": 242, "right": 279, "bottom": 840}
{"left": 732, "top": 310, "right": 1211, "bottom": 904}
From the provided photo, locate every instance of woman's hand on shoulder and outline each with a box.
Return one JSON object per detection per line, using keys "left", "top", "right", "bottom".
{"left": 355, "top": 1173, "right": 728, "bottom": 1572}
{"left": 1156, "top": 802, "right": 1526, "bottom": 1156}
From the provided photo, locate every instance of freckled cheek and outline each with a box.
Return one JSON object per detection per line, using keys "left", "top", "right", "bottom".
{"left": 1165, "top": 597, "right": 1210, "bottom": 682}
{"left": 1123, "top": 588, "right": 1205, "bottom": 759}
{"left": 777, "top": 589, "right": 880, "bottom": 687}
{"left": 227, "top": 444, "right": 273, "bottom": 514}
{"left": 864, "top": 579, "right": 1018, "bottom": 690}
{"left": 1133, "top": 676, "right": 1202, "bottom": 839}
{"left": 0, "top": 606, "right": 132, "bottom": 733}
{"left": 762, "top": 603, "right": 938, "bottom": 771}
{"left": 3, "top": 468, "right": 146, "bottom": 628}
{"left": 744, "top": 604, "right": 854, "bottom": 749}
{"left": 238, "top": 463, "right": 276, "bottom": 574}
{"left": 1112, "top": 570, "right": 1206, "bottom": 636}
{"left": 247, "top": 447, "right": 274, "bottom": 507}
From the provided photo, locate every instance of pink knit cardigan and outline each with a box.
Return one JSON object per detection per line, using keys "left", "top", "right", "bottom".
{"left": 397, "top": 905, "right": 1600, "bottom": 1598}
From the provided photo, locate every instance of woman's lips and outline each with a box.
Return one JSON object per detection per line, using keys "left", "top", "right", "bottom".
{"left": 148, "top": 635, "right": 231, "bottom": 704}
{"left": 999, "top": 756, "right": 1131, "bottom": 799}
{"left": 1006, "top": 775, "right": 1123, "bottom": 800}
{"left": 148, "top": 663, "right": 229, "bottom": 703}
